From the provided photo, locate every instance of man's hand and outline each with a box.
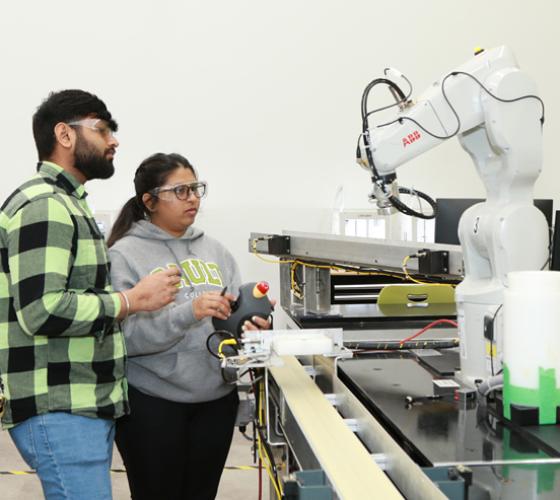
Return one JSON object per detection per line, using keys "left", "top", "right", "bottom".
{"left": 242, "top": 299, "right": 276, "bottom": 332}
{"left": 193, "top": 291, "right": 236, "bottom": 321}
{"left": 125, "top": 269, "right": 182, "bottom": 315}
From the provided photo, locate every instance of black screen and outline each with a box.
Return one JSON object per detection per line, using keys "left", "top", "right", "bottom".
{"left": 435, "top": 198, "right": 553, "bottom": 245}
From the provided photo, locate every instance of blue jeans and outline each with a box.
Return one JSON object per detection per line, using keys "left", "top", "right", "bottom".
{"left": 9, "top": 412, "right": 115, "bottom": 500}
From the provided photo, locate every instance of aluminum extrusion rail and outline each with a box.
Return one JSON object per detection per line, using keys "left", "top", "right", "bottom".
{"left": 250, "top": 231, "right": 464, "bottom": 277}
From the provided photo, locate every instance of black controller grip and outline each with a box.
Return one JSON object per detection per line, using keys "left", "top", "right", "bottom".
{"left": 212, "top": 282, "right": 273, "bottom": 338}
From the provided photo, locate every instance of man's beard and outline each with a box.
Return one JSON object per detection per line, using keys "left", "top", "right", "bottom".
{"left": 74, "top": 133, "right": 115, "bottom": 180}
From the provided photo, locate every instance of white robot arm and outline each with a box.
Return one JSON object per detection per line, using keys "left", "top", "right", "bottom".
{"left": 358, "top": 46, "right": 547, "bottom": 384}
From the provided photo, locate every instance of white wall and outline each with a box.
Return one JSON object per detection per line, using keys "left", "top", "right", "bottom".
{"left": 0, "top": 0, "right": 557, "bottom": 295}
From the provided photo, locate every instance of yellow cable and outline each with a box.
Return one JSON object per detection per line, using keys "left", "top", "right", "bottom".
{"left": 218, "top": 339, "right": 238, "bottom": 358}
{"left": 251, "top": 239, "right": 295, "bottom": 265}
{"left": 251, "top": 238, "right": 303, "bottom": 298}
{"left": 257, "top": 434, "right": 282, "bottom": 499}
{"left": 255, "top": 379, "right": 283, "bottom": 498}
{"left": 401, "top": 254, "right": 456, "bottom": 287}
{"left": 401, "top": 254, "right": 425, "bottom": 284}
{"left": 251, "top": 238, "right": 403, "bottom": 280}
{"left": 251, "top": 238, "right": 456, "bottom": 298}
{"left": 290, "top": 262, "right": 304, "bottom": 299}
{"left": 252, "top": 237, "right": 373, "bottom": 277}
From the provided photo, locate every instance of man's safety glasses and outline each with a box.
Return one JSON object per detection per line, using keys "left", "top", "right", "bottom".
{"left": 67, "top": 118, "right": 116, "bottom": 139}
{"left": 150, "top": 182, "right": 208, "bottom": 201}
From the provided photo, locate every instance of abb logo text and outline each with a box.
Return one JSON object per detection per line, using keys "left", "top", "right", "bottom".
{"left": 402, "top": 130, "right": 421, "bottom": 147}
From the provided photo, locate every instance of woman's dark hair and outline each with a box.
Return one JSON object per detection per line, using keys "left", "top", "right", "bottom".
{"left": 33, "top": 89, "right": 118, "bottom": 161}
{"left": 107, "top": 153, "right": 195, "bottom": 247}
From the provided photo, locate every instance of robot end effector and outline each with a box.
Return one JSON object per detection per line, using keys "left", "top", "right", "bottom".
{"left": 355, "top": 67, "right": 437, "bottom": 219}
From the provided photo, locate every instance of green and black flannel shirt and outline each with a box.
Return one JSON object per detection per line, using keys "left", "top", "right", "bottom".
{"left": 0, "top": 162, "right": 127, "bottom": 428}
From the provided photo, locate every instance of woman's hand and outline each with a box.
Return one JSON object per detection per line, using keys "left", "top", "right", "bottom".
{"left": 242, "top": 299, "right": 276, "bottom": 332}
{"left": 193, "top": 291, "right": 236, "bottom": 321}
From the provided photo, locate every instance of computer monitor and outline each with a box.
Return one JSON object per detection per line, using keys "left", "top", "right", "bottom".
{"left": 435, "top": 198, "right": 553, "bottom": 245}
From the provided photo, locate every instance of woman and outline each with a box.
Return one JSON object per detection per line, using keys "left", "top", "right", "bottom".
{"left": 107, "top": 153, "right": 270, "bottom": 500}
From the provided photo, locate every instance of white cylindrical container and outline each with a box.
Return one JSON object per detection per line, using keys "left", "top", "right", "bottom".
{"left": 503, "top": 271, "right": 560, "bottom": 424}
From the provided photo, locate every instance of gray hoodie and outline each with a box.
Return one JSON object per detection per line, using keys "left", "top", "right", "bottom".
{"left": 109, "top": 220, "right": 241, "bottom": 403}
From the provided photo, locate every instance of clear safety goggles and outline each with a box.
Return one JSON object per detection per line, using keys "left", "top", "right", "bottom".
{"left": 67, "top": 118, "right": 116, "bottom": 139}
{"left": 150, "top": 181, "right": 208, "bottom": 201}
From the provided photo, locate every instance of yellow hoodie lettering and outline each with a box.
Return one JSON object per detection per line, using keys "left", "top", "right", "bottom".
{"left": 151, "top": 260, "right": 223, "bottom": 288}
{"left": 203, "top": 262, "right": 223, "bottom": 286}
{"left": 182, "top": 259, "right": 223, "bottom": 287}
{"left": 182, "top": 259, "right": 206, "bottom": 285}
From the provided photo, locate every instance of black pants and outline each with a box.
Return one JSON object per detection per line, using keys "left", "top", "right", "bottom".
{"left": 116, "top": 385, "right": 239, "bottom": 500}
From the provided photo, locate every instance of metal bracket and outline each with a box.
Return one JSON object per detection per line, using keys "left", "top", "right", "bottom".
{"left": 371, "top": 453, "right": 390, "bottom": 471}
{"left": 324, "top": 393, "right": 343, "bottom": 407}
{"left": 343, "top": 418, "right": 361, "bottom": 433}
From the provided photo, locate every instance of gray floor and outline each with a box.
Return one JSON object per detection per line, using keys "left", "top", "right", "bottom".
{"left": 0, "top": 428, "right": 264, "bottom": 499}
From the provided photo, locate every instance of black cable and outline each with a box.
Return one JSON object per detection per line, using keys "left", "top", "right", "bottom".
{"left": 390, "top": 186, "right": 438, "bottom": 219}
{"left": 376, "top": 72, "right": 461, "bottom": 139}
{"left": 453, "top": 70, "right": 545, "bottom": 124}
{"left": 359, "top": 78, "right": 408, "bottom": 180}
{"left": 377, "top": 70, "right": 545, "bottom": 139}
{"left": 239, "top": 428, "right": 253, "bottom": 442}
{"left": 206, "top": 330, "right": 235, "bottom": 359}
{"left": 364, "top": 69, "right": 413, "bottom": 120}
{"left": 361, "top": 77, "right": 407, "bottom": 128}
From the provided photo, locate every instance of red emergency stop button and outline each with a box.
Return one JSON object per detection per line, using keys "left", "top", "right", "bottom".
{"left": 253, "top": 281, "right": 270, "bottom": 298}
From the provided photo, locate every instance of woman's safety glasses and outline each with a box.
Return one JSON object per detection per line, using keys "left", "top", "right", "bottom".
{"left": 150, "top": 181, "right": 208, "bottom": 201}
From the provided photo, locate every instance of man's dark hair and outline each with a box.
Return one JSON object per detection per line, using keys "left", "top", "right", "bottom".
{"left": 32, "top": 89, "right": 118, "bottom": 161}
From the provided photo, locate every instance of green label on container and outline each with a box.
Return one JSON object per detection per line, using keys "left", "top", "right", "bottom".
{"left": 503, "top": 365, "right": 560, "bottom": 425}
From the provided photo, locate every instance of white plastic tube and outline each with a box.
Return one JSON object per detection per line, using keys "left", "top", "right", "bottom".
{"left": 271, "top": 334, "right": 333, "bottom": 356}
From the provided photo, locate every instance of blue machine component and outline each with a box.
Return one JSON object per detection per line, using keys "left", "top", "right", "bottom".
{"left": 422, "top": 466, "right": 471, "bottom": 500}
{"left": 283, "top": 470, "right": 333, "bottom": 500}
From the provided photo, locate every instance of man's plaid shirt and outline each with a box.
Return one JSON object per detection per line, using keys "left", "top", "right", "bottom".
{"left": 0, "top": 162, "right": 128, "bottom": 428}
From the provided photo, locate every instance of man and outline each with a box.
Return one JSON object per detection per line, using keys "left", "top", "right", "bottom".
{"left": 0, "top": 90, "right": 181, "bottom": 499}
